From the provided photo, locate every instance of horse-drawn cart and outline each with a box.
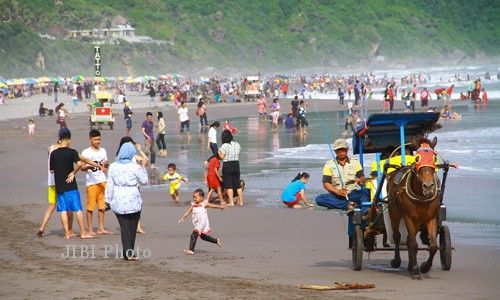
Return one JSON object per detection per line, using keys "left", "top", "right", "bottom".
{"left": 88, "top": 91, "right": 115, "bottom": 130}
{"left": 349, "top": 112, "right": 453, "bottom": 278}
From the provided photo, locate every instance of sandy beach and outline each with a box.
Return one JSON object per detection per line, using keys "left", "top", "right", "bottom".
{"left": 1, "top": 92, "right": 499, "bottom": 299}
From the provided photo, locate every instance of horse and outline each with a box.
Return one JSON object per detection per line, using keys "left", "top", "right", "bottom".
{"left": 386, "top": 136, "right": 441, "bottom": 279}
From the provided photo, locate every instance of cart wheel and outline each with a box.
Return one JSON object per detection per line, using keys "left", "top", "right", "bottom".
{"left": 109, "top": 122, "right": 113, "bottom": 130}
{"left": 352, "top": 225, "right": 364, "bottom": 271}
{"left": 439, "top": 225, "right": 452, "bottom": 271}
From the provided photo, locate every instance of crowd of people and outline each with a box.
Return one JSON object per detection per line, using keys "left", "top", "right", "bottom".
{"left": 28, "top": 67, "right": 495, "bottom": 260}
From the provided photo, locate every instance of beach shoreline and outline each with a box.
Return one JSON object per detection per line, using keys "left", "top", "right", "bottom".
{"left": 1, "top": 93, "right": 499, "bottom": 299}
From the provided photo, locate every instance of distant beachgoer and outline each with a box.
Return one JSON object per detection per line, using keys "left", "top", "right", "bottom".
{"left": 338, "top": 88, "right": 345, "bottom": 106}
{"left": 281, "top": 172, "right": 314, "bottom": 209}
{"left": 383, "top": 84, "right": 390, "bottom": 113}
{"left": 53, "top": 82, "right": 59, "bottom": 103}
{"left": 156, "top": 111, "right": 167, "bottom": 157}
{"left": 28, "top": 119, "right": 35, "bottom": 137}
{"left": 197, "top": 97, "right": 208, "bottom": 127}
{"left": 481, "top": 89, "right": 488, "bottom": 106}
{"left": 257, "top": 95, "right": 267, "bottom": 117}
{"left": 71, "top": 93, "right": 79, "bottom": 112}
{"left": 218, "top": 130, "right": 243, "bottom": 206}
{"left": 55, "top": 103, "right": 68, "bottom": 129}
{"left": 39, "top": 102, "right": 48, "bottom": 116}
{"left": 163, "top": 163, "right": 189, "bottom": 203}
{"left": 178, "top": 189, "right": 224, "bottom": 255}
{"left": 148, "top": 85, "right": 157, "bottom": 107}
{"left": 388, "top": 85, "right": 395, "bottom": 112}
{"left": 290, "top": 95, "right": 299, "bottom": 119}
{"left": 223, "top": 119, "right": 238, "bottom": 135}
{"left": 178, "top": 101, "right": 191, "bottom": 142}
{"left": 420, "top": 88, "right": 430, "bottom": 109}
{"left": 270, "top": 98, "right": 281, "bottom": 132}
{"left": 123, "top": 101, "right": 133, "bottom": 136}
{"left": 297, "top": 100, "right": 308, "bottom": 135}
{"left": 141, "top": 112, "right": 156, "bottom": 169}
{"left": 105, "top": 142, "right": 149, "bottom": 260}
{"left": 207, "top": 121, "right": 220, "bottom": 155}
{"left": 284, "top": 113, "right": 295, "bottom": 129}
{"left": 440, "top": 105, "right": 461, "bottom": 120}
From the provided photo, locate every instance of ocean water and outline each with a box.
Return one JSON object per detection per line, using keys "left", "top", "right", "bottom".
{"left": 148, "top": 64, "right": 500, "bottom": 247}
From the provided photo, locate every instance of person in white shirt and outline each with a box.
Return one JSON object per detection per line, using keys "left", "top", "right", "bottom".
{"left": 81, "top": 129, "right": 112, "bottom": 236}
{"left": 207, "top": 121, "right": 220, "bottom": 155}
{"left": 106, "top": 142, "right": 148, "bottom": 260}
{"left": 177, "top": 101, "right": 191, "bottom": 142}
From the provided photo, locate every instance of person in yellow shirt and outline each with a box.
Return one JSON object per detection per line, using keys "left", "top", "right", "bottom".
{"left": 163, "top": 163, "right": 189, "bottom": 203}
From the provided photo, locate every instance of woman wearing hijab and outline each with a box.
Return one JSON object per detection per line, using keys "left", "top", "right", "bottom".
{"left": 105, "top": 142, "right": 148, "bottom": 260}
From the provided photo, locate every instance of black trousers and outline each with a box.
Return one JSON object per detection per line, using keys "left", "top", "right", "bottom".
{"left": 115, "top": 211, "right": 141, "bottom": 259}
{"left": 156, "top": 133, "right": 166, "bottom": 150}
{"left": 199, "top": 113, "right": 208, "bottom": 126}
{"left": 189, "top": 231, "right": 218, "bottom": 251}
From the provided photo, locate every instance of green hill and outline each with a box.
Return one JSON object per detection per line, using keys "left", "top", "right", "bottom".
{"left": 0, "top": 0, "right": 499, "bottom": 77}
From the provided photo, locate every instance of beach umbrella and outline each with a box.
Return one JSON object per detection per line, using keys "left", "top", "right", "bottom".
{"left": 106, "top": 76, "right": 116, "bottom": 81}
{"left": 124, "top": 78, "right": 134, "bottom": 83}
{"left": 0, "top": 82, "right": 7, "bottom": 88}
{"left": 73, "top": 75, "right": 85, "bottom": 81}
{"left": 133, "top": 76, "right": 144, "bottom": 83}
{"left": 24, "top": 78, "right": 37, "bottom": 85}
{"left": 52, "top": 77, "right": 65, "bottom": 84}
{"left": 117, "top": 76, "right": 125, "bottom": 81}
{"left": 6, "top": 79, "right": 23, "bottom": 86}
{"left": 37, "top": 76, "right": 52, "bottom": 83}
{"left": 94, "top": 76, "right": 106, "bottom": 82}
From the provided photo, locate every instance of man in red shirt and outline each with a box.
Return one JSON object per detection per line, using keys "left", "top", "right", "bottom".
{"left": 445, "top": 84, "right": 454, "bottom": 106}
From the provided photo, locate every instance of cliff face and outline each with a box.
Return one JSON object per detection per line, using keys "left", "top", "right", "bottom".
{"left": 0, "top": 0, "right": 499, "bottom": 77}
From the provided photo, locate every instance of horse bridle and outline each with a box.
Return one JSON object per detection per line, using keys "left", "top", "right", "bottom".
{"left": 403, "top": 143, "right": 441, "bottom": 203}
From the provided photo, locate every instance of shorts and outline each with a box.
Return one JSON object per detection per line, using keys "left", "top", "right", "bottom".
{"left": 283, "top": 193, "right": 301, "bottom": 207}
{"left": 169, "top": 183, "right": 180, "bottom": 195}
{"left": 125, "top": 118, "right": 132, "bottom": 129}
{"left": 86, "top": 182, "right": 106, "bottom": 211}
{"left": 421, "top": 99, "right": 428, "bottom": 107}
{"left": 47, "top": 186, "right": 57, "bottom": 205}
{"left": 207, "top": 176, "right": 221, "bottom": 189}
{"left": 180, "top": 120, "right": 190, "bottom": 132}
{"left": 56, "top": 190, "right": 83, "bottom": 212}
{"left": 222, "top": 161, "right": 240, "bottom": 191}
{"left": 384, "top": 101, "right": 390, "bottom": 108}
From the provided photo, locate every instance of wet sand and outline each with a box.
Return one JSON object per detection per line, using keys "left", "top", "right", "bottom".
{"left": 1, "top": 93, "right": 498, "bottom": 299}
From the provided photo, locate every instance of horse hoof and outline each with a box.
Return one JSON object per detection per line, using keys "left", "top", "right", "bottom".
{"left": 391, "top": 258, "right": 401, "bottom": 268}
{"left": 412, "top": 274, "right": 422, "bottom": 280}
{"left": 420, "top": 262, "right": 431, "bottom": 274}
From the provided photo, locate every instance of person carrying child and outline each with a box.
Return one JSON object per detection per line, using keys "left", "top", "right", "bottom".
{"left": 163, "top": 163, "right": 188, "bottom": 203}
{"left": 178, "top": 189, "right": 224, "bottom": 255}
{"left": 281, "top": 172, "right": 315, "bottom": 209}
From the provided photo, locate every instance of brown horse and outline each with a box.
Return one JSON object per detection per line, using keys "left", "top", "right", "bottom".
{"left": 387, "top": 136, "right": 441, "bottom": 279}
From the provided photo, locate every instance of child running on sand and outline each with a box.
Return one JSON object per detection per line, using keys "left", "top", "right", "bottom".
{"left": 178, "top": 189, "right": 224, "bottom": 255}
{"left": 163, "top": 163, "right": 188, "bottom": 203}
{"left": 28, "top": 119, "right": 35, "bottom": 137}
{"left": 281, "top": 172, "right": 314, "bottom": 209}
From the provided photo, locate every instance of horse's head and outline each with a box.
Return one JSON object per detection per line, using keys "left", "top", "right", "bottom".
{"left": 413, "top": 137, "right": 438, "bottom": 197}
